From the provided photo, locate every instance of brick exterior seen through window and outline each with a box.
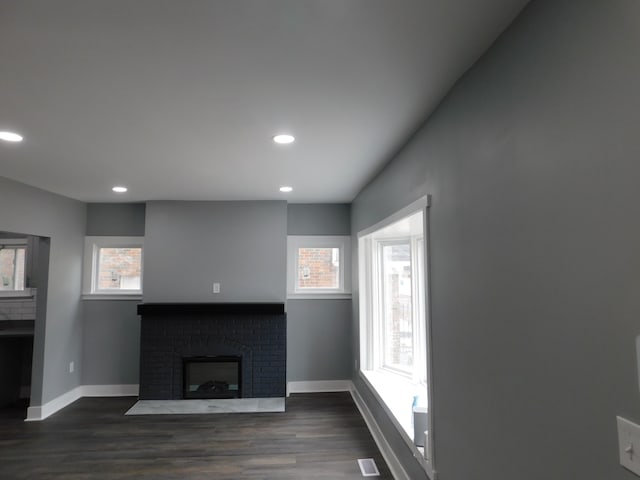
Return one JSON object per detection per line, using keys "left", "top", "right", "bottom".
{"left": 297, "top": 247, "right": 339, "bottom": 289}
{"left": 0, "top": 247, "right": 25, "bottom": 290}
{"left": 98, "top": 247, "right": 142, "bottom": 290}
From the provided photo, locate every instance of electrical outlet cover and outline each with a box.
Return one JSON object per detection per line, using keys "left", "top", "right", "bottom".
{"left": 617, "top": 416, "right": 640, "bottom": 476}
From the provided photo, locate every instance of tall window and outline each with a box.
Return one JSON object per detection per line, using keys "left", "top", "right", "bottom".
{"left": 358, "top": 197, "right": 434, "bottom": 477}
{"left": 0, "top": 240, "right": 27, "bottom": 293}
{"left": 361, "top": 210, "right": 426, "bottom": 384}
{"left": 381, "top": 242, "right": 416, "bottom": 374}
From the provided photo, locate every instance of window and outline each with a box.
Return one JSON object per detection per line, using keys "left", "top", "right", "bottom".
{"left": 287, "top": 235, "right": 351, "bottom": 298}
{"left": 358, "top": 197, "right": 434, "bottom": 477}
{"left": 360, "top": 209, "right": 426, "bottom": 383}
{"left": 0, "top": 239, "right": 27, "bottom": 296}
{"left": 83, "top": 236, "right": 143, "bottom": 298}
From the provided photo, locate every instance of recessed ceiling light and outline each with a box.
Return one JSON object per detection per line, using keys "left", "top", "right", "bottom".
{"left": 279, "top": 186, "right": 293, "bottom": 193}
{"left": 273, "top": 134, "right": 295, "bottom": 144}
{"left": 0, "top": 131, "right": 23, "bottom": 142}
{"left": 112, "top": 186, "right": 128, "bottom": 193}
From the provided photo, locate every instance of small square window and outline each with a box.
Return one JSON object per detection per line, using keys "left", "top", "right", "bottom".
{"left": 83, "top": 236, "right": 144, "bottom": 298}
{"left": 96, "top": 247, "right": 142, "bottom": 291}
{"left": 287, "top": 236, "right": 351, "bottom": 299}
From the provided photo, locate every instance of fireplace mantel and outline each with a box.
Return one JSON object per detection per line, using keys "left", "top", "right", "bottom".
{"left": 137, "top": 302, "right": 285, "bottom": 316}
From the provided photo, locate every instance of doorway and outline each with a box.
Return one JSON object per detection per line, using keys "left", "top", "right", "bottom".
{"left": 0, "top": 232, "right": 49, "bottom": 418}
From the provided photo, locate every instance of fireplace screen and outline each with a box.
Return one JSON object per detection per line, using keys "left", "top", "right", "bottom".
{"left": 183, "top": 356, "right": 241, "bottom": 399}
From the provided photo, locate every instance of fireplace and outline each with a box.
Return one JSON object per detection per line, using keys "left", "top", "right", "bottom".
{"left": 137, "top": 303, "right": 286, "bottom": 400}
{"left": 183, "top": 356, "right": 241, "bottom": 399}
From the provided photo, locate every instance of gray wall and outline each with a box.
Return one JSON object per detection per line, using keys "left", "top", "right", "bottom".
{"left": 287, "top": 204, "right": 351, "bottom": 236}
{"left": 351, "top": 1, "right": 640, "bottom": 479}
{"left": 144, "top": 201, "right": 286, "bottom": 302}
{"left": 287, "top": 299, "right": 351, "bottom": 381}
{"left": 287, "top": 204, "right": 352, "bottom": 382}
{"left": 86, "top": 203, "right": 145, "bottom": 236}
{"left": 82, "top": 203, "right": 144, "bottom": 386}
{"left": 81, "top": 201, "right": 347, "bottom": 386}
{"left": 0, "top": 176, "right": 85, "bottom": 406}
{"left": 82, "top": 300, "right": 140, "bottom": 385}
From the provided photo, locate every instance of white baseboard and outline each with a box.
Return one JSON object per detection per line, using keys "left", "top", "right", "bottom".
{"left": 25, "top": 384, "right": 140, "bottom": 422}
{"left": 350, "top": 384, "right": 410, "bottom": 480}
{"left": 287, "top": 380, "right": 352, "bottom": 396}
{"left": 82, "top": 384, "right": 139, "bottom": 397}
{"left": 26, "top": 386, "right": 83, "bottom": 422}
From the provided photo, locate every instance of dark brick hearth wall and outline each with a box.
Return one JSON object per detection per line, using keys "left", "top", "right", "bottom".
{"left": 138, "top": 306, "right": 286, "bottom": 400}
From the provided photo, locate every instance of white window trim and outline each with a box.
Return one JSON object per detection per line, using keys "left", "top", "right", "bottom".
{"left": 0, "top": 238, "right": 29, "bottom": 298}
{"left": 82, "top": 236, "right": 144, "bottom": 300}
{"left": 358, "top": 195, "right": 435, "bottom": 478}
{"left": 287, "top": 235, "right": 351, "bottom": 299}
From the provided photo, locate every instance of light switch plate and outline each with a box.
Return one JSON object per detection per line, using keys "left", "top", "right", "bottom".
{"left": 617, "top": 416, "right": 640, "bottom": 476}
{"left": 213, "top": 283, "right": 220, "bottom": 294}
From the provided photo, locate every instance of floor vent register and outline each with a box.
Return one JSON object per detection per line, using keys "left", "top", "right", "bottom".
{"left": 357, "top": 458, "right": 380, "bottom": 477}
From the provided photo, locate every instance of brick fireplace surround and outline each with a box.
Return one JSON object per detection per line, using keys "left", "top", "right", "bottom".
{"left": 137, "top": 303, "right": 286, "bottom": 400}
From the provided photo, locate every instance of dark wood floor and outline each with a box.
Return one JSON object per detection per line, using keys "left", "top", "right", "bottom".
{"left": 0, "top": 393, "right": 393, "bottom": 479}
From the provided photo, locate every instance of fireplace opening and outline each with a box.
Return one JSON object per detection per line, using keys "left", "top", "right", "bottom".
{"left": 183, "top": 356, "right": 242, "bottom": 399}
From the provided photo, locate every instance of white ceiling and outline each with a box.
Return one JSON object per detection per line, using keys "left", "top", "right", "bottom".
{"left": 0, "top": 0, "right": 529, "bottom": 203}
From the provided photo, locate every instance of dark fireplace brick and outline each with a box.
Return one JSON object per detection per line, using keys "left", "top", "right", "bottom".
{"left": 138, "top": 304, "right": 286, "bottom": 400}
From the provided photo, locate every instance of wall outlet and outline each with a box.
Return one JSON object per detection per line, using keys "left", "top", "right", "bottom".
{"left": 69, "top": 361, "right": 74, "bottom": 373}
{"left": 213, "top": 282, "right": 220, "bottom": 294}
{"left": 617, "top": 416, "right": 640, "bottom": 476}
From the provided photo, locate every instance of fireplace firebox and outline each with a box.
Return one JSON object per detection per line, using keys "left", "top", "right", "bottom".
{"left": 183, "top": 356, "right": 241, "bottom": 399}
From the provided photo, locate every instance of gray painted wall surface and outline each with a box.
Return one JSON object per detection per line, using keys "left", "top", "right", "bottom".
{"left": 80, "top": 202, "right": 347, "bottom": 386}
{"left": 287, "top": 299, "right": 351, "bottom": 382}
{"left": 287, "top": 204, "right": 352, "bottom": 382}
{"left": 82, "top": 202, "right": 145, "bottom": 386}
{"left": 82, "top": 300, "right": 140, "bottom": 385}
{"left": 287, "top": 204, "right": 350, "bottom": 236}
{"left": 0, "top": 176, "right": 85, "bottom": 406}
{"left": 144, "top": 201, "right": 286, "bottom": 302}
{"left": 86, "top": 203, "right": 145, "bottom": 236}
{"left": 351, "top": 1, "right": 640, "bottom": 479}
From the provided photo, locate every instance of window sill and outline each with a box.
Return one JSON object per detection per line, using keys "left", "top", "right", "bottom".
{"left": 287, "top": 293, "right": 352, "bottom": 300}
{"left": 0, "top": 288, "right": 35, "bottom": 299}
{"left": 82, "top": 294, "right": 142, "bottom": 301}
{"left": 359, "top": 369, "right": 434, "bottom": 479}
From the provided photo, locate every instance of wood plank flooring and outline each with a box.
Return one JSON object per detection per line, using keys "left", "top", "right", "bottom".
{"left": 0, "top": 392, "right": 393, "bottom": 479}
